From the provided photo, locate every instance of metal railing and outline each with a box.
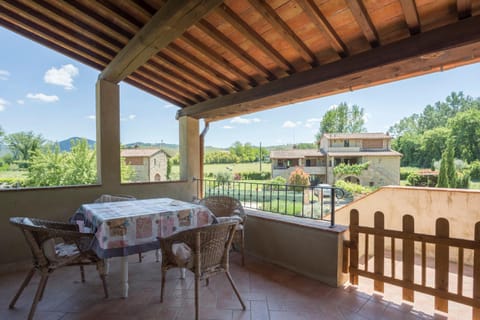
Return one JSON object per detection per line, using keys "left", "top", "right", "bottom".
{"left": 194, "top": 178, "right": 350, "bottom": 227}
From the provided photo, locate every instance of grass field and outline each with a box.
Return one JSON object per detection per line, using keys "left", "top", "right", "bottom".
{"left": 170, "top": 162, "right": 271, "bottom": 180}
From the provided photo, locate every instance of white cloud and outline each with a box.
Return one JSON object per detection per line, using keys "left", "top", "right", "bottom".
{"left": 282, "top": 120, "right": 301, "bottom": 128}
{"left": 328, "top": 104, "right": 338, "bottom": 110}
{"left": 163, "top": 104, "right": 174, "bottom": 109}
{"left": 0, "top": 70, "right": 10, "bottom": 80}
{"left": 128, "top": 114, "right": 136, "bottom": 120}
{"left": 230, "top": 116, "right": 261, "bottom": 124}
{"left": 26, "top": 93, "right": 59, "bottom": 103}
{"left": 44, "top": 64, "right": 79, "bottom": 90}
{"left": 0, "top": 98, "right": 8, "bottom": 111}
{"left": 86, "top": 115, "right": 96, "bottom": 120}
{"left": 17, "top": 99, "right": 25, "bottom": 105}
{"left": 222, "top": 125, "right": 234, "bottom": 129}
{"left": 305, "top": 118, "right": 321, "bottom": 128}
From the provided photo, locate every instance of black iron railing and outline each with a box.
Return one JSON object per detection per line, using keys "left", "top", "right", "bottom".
{"left": 194, "top": 178, "right": 349, "bottom": 227}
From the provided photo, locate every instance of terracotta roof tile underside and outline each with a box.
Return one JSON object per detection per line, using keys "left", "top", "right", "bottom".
{"left": 1, "top": 1, "right": 480, "bottom": 122}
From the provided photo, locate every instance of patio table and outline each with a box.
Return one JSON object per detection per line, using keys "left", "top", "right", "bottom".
{"left": 73, "top": 197, "right": 215, "bottom": 298}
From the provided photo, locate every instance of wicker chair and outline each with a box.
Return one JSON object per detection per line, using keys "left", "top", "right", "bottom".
{"left": 159, "top": 221, "right": 246, "bottom": 320}
{"left": 9, "top": 217, "right": 108, "bottom": 320}
{"left": 198, "top": 196, "right": 247, "bottom": 265}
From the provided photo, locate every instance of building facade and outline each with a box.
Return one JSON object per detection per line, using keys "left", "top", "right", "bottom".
{"left": 121, "top": 148, "right": 169, "bottom": 182}
{"left": 270, "top": 133, "right": 402, "bottom": 187}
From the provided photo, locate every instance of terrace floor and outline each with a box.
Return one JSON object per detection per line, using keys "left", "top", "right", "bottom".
{"left": 0, "top": 252, "right": 470, "bottom": 320}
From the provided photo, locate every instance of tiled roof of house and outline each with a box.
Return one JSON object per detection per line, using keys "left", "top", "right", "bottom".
{"left": 270, "top": 149, "right": 325, "bottom": 159}
{"left": 121, "top": 148, "right": 164, "bottom": 158}
{"left": 323, "top": 132, "right": 392, "bottom": 140}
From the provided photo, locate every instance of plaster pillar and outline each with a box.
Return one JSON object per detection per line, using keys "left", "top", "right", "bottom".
{"left": 96, "top": 79, "right": 121, "bottom": 188}
{"left": 179, "top": 116, "right": 200, "bottom": 183}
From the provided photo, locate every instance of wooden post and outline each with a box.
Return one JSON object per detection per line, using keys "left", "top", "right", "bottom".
{"left": 350, "top": 209, "right": 359, "bottom": 285}
{"left": 473, "top": 222, "right": 480, "bottom": 320}
{"left": 402, "top": 215, "right": 414, "bottom": 303}
{"left": 435, "top": 218, "right": 449, "bottom": 313}
{"left": 374, "top": 211, "right": 385, "bottom": 293}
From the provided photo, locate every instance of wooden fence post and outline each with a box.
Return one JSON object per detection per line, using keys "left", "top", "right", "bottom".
{"left": 374, "top": 211, "right": 385, "bottom": 293}
{"left": 402, "top": 215, "right": 414, "bottom": 303}
{"left": 350, "top": 209, "right": 359, "bottom": 285}
{"left": 435, "top": 218, "right": 449, "bottom": 313}
{"left": 473, "top": 222, "right": 480, "bottom": 320}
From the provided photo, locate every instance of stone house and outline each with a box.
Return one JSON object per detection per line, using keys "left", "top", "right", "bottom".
{"left": 121, "top": 148, "right": 169, "bottom": 182}
{"left": 270, "top": 133, "right": 402, "bottom": 187}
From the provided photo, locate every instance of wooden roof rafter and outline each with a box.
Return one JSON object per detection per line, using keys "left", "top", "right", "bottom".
{"left": 215, "top": 3, "right": 295, "bottom": 74}
{"left": 457, "top": 0, "right": 473, "bottom": 20}
{"left": 247, "top": 0, "right": 317, "bottom": 67}
{"left": 346, "top": 0, "right": 380, "bottom": 48}
{"left": 399, "top": 0, "right": 421, "bottom": 35}
{"left": 196, "top": 19, "right": 276, "bottom": 82}
{"left": 296, "top": 0, "right": 349, "bottom": 58}
{"left": 180, "top": 32, "right": 259, "bottom": 87}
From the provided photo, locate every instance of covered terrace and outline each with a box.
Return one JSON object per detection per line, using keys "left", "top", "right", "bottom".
{"left": 1, "top": 0, "right": 480, "bottom": 319}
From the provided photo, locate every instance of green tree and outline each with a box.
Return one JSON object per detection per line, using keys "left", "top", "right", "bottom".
{"left": 27, "top": 145, "right": 67, "bottom": 186}
{"left": 5, "top": 131, "right": 45, "bottom": 168}
{"left": 420, "top": 127, "right": 451, "bottom": 167}
{"left": 448, "top": 109, "right": 480, "bottom": 163}
{"left": 316, "top": 102, "right": 366, "bottom": 139}
{"left": 437, "top": 139, "right": 457, "bottom": 188}
{"left": 63, "top": 139, "right": 97, "bottom": 185}
{"left": 288, "top": 167, "right": 310, "bottom": 191}
{"left": 121, "top": 157, "right": 135, "bottom": 183}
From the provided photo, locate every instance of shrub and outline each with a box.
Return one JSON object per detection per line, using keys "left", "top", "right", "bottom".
{"left": 469, "top": 160, "right": 480, "bottom": 179}
{"left": 237, "top": 171, "right": 271, "bottom": 180}
{"left": 0, "top": 177, "right": 26, "bottom": 188}
{"left": 406, "top": 172, "right": 437, "bottom": 187}
{"left": 215, "top": 171, "right": 232, "bottom": 183}
{"left": 334, "top": 180, "right": 372, "bottom": 195}
{"left": 400, "top": 167, "right": 419, "bottom": 180}
{"left": 288, "top": 167, "right": 310, "bottom": 191}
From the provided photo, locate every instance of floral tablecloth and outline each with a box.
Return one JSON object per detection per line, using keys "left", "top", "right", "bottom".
{"left": 73, "top": 198, "right": 215, "bottom": 258}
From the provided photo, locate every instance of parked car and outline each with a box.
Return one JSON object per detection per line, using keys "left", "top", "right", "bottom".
{"left": 313, "top": 184, "right": 332, "bottom": 197}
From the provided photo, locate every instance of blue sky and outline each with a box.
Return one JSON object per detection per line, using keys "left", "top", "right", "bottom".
{"left": 1, "top": 26, "right": 480, "bottom": 148}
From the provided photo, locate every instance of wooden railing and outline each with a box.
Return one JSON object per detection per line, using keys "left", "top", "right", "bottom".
{"left": 348, "top": 209, "right": 480, "bottom": 319}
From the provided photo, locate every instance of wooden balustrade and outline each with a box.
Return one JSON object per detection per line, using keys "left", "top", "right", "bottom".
{"left": 348, "top": 209, "right": 480, "bottom": 319}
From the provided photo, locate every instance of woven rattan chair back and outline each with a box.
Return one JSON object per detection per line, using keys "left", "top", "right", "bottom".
{"left": 159, "top": 221, "right": 246, "bottom": 319}
{"left": 199, "top": 196, "right": 246, "bottom": 265}
{"left": 9, "top": 217, "right": 108, "bottom": 320}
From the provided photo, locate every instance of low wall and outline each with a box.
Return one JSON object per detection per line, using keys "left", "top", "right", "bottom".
{"left": 245, "top": 210, "right": 348, "bottom": 287}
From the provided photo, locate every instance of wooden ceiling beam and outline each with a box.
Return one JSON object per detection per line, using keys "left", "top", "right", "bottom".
{"left": 457, "top": 0, "right": 472, "bottom": 20}
{"left": 177, "top": 16, "right": 480, "bottom": 120}
{"left": 296, "top": 0, "right": 349, "bottom": 58}
{"left": 399, "top": 0, "right": 421, "bottom": 35}
{"left": 126, "top": 76, "right": 186, "bottom": 107}
{"left": 216, "top": 3, "right": 294, "bottom": 74}
{"left": 346, "top": 0, "right": 380, "bottom": 47}
{"left": 196, "top": 20, "right": 274, "bottom": 81}
{"left": 100, "top": 0, "right": 224, "bottom": 83}
{"left": 180, "top": 33, "right": 257, "bottom": 87}
{"left": 167, "top": 43, "right": 241, "bottom": 93}
{"left": 248, "top": 0, "right": 317, "bottom": 66}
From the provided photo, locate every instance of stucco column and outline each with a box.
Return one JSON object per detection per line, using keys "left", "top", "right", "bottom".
{"left": 179, "top": 116, "right": 200, "bottom": 182}
{"left": 96, "top": 79, "right": 121, "bottom": 188}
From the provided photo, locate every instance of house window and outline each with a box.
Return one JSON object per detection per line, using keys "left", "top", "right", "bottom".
{"left": 344, "top": 140, "right": 350, "bottom": 147}
{"left": 306, "top": 159, "right": 311, "bottom": 167}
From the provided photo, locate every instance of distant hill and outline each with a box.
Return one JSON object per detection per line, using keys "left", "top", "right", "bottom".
{"left": 58, "top": 137, "right": 95, "bottom": 152}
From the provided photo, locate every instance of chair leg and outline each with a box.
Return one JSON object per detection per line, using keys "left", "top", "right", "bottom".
{"left": 195, "top": 275, "right": 199, "bottom": 320}
{"left": 27, "top": 274, "right": 48, "bottom": 320}
{"left": 160, "top": 269, "right": 166, "bottom": 302}
{"left": 9, "top": 267, "right": 35, "bottom": 309}
{"left": 240, "top": 230, "right": 245, "bottom": 266}
{"left": 97, "top": 260, "right": 109, "bottom": 298}
{"left": 225, "top": 271, "right": 246, "bottom": 310}
{"left": 138, "top": 252, "right": 142, "bottom": 263}
{"left": 38, "top": 275, "right": 49, "bottom": 301}
{"left": 80, "top": 265, "right": 85, "bottom": 283}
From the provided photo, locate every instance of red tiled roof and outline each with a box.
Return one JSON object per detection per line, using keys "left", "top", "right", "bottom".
{"left": 120, "top": 148, "right": 165, "bottom": 157}
{"left": 270, "top": 149, "right": 325, "bottom": 159}
{"left": 323, "top": 133, "right": 392, "bottom": 140}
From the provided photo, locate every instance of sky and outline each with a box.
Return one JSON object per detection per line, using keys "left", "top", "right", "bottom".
{"left": 1, "top": 26, "right": 480, "bottom": 148}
